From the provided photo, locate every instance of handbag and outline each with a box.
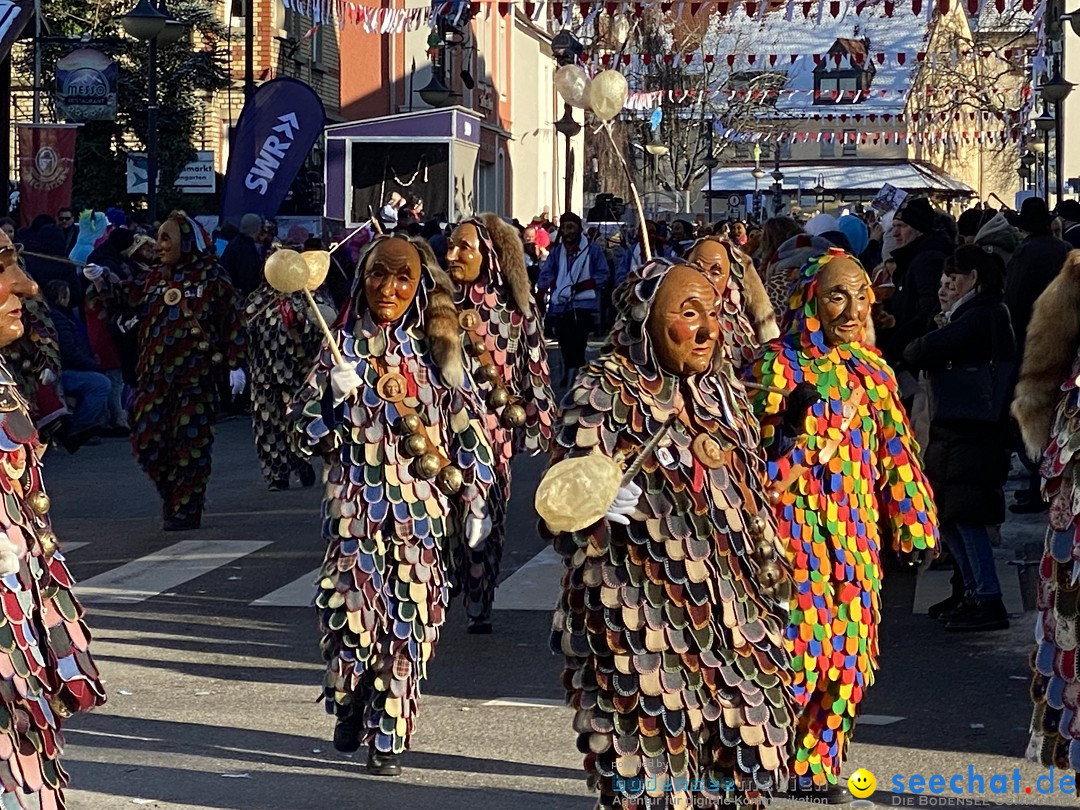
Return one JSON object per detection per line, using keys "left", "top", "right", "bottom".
{"left": 928, "top": 304, "right": 1014, "bottom": 424}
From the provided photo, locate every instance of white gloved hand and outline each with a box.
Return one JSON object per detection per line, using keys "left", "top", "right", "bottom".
{"left": 38, "top": 368, "right": 57, "bottom": 386}
{"left": 465, "top": 512, "right": 493, "bottom": 549}
{"left": 229, "top": 368, "right": 247, "bottom": 395}
{"left": 81, "top": 264, "right": 105, "bottom": 282}
{"left": 604, "top": 482, "right": 642, "bottom": 526}
{"left": 330, "top": 362, "right": 361, "bottom": 405}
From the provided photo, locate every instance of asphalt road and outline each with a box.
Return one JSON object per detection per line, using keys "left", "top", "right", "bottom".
{"left": 37, "top": 418, "right": 1067, "bottom": 810}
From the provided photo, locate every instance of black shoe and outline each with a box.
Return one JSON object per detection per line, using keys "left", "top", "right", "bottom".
{"left": 788, "top": 779, "right": 852, "bottom": 804}
{"left": 163, "top": 514, "right": 201, "bottom": 531}
{"left": 928, "top": 593, "right": 965, "bottom": 620}
{"left": 467, "top": 620, "right": 493, "bottom": 635}
{"left": 298, "top": 464, "right": 316, "bottom": 488}
{"left": 945, "top": 598, "right": 1009, "bottom": 632}
{"left": 333, "top": 711, "right": 364, "bottom": 753}
{"left": 268, "top": 478, "right": 290, "bottom": 492}
{"left": 1009, "top": 499, "right": 1049, "bottom": 514}
{"left": 57, "top": 425, "right": 97, "bottom": 455}
{"left": 101, "top": 425, "right": 131, "bottom": 438}
{"left": 367, "top": 747, "right": 402, "bottom": 776}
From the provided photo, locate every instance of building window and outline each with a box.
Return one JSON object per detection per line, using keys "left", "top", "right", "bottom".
{"left": 820, "top": 137, "right": 835, "bottom": 158}
{"left": 312, "top": 23, "right": 325, "bottom": 63}
{"left": 734, "top": 142, "right": 752, "bottom": 160}
{"left": 842, "top": 130, "right": 857, "bottom": 156}
{"left": 818, "top": 77, "right": 838, "bottom": 99}
{"left": 230, "top": 0, "right": 245, "bottom": 18}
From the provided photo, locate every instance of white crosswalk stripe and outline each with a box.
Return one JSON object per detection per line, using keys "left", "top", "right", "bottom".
{"left": 250, "top": 567, "right": 321, "bottom": 607}
{"left": 56, "top": 542, "right": 88, "bottom": 554}
{"left": 495, "top": 546, "right": 562, "bottom": 612}
{"left": 75, "top": 540, "right": 272, "bottom": 603}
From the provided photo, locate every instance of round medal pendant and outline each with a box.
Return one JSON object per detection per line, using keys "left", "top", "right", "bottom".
{"left": 376, "top": 371, "right": 408, "bottom": 403}
{"left": 163, "top": 288, "right": 183, "bottom": 306}
{"left": 691, "top": 434, "right": 730, "bottom": 469}
{"left": 458, "top": 309, "right": 481, "bottom": 332}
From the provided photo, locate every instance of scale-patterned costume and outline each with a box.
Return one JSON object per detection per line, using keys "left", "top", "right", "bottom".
{"left": 546, "top": 261, "right": 796, "bottom": 809}
{"left": 244, "top": 282, "right": 322, "bottom": 486}
{"left": 1, "top": 299, "right": 65, "bottom": 431}
{"left": 451, "top": 215, "right": 554, "bottom": 627}
{"left": 292, "top": 253, "right": 495, "bottom": 756}
{"left": 1013, "top": 254, "right": 1080, "bottom": 774}
{"left": 701, "top": 239, "right": 778, "bottom": 371}
{"left": 101, "top": 216, "right": 245, "bottom": 524}
{"left": 746, "top": 250, "right": 937, "bottom": 786}
{"left": 0, "top": 360, "right": 106, "bottom": 808}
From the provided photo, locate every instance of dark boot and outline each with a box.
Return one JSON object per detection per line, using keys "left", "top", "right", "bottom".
{"left": 163, "top": 513, "right": 201, "bottom": 531}
{"left": 945, "top": 598, "right": 1009, "bottom": 632}
{"left": 332, "top": 709, "right": 363, "bottom": 753}
{"left": 936, "top": 596, "right": 976, "bottom": 623}
{"left": 367, "top": 745, "right": 402, "bottom": 776}
{"left": 298, "top": 464, "right": 316, "bottom": 488}
{"left": 268, "top": 477, "right": 290, "bottom": 492}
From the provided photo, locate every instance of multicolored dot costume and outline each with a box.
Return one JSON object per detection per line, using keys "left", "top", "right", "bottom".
{"left": 292, "top": 241, "right": 495, "bottom": 756}
{"left": 746, "top": 250, "right": 937, "bottom": 786}
{"left": 450, "top": 215, "right": 554, "bottom": 627}
{"left": 0, "top": 360, "right": 106, "bottom": 808}
{"left": 99, "top": 215, "right": 245, "bottom": 524}
{"left": 244, "top": 282, "right": 323, "bottom": 487}
{"left": 546, "top": 260, "right": 796, "bottom": 809}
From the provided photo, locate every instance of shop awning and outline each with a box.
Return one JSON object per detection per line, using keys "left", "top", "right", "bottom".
{"left": 701, "top": 160, "right": 975, "bottom": 198}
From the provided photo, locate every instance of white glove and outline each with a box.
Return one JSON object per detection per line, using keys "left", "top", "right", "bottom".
{"left": 465, "top": 512, "right": 492, "bottom": 549}
{"left": 330, "top": 362, "right": 361, "bottom": 405}
{"left": 81, "top": 264, "right": 105, "bottom": 282}
{"left": 39, "top": 368, "right": 57, "bottom": 386}
{"left": 0, "top": 537, "right": 19, "bottom": 576}
{"left": 604, "top": 482, "right": 642, "bottom": 526}
{"left": 229, "top": 368, "right": 247, "bottom": 395}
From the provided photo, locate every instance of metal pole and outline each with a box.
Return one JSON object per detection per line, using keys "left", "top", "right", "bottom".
{"left": 1055, "top": 100, "right": 1065, "bottom": 203}
{"left": 147, "top": 35, "right": 158, "bottom": 223}
{"left": 245, "top": 0, "right": 255, "bottom": 97}
{"left": 706, "top": 127, "right": 714, "bottom": 222}
{"left": 563, "top": 132, "right": 573, "bottom": 213}
{"left": 1043, "top": 130, "right": 1051, "bottom": 199}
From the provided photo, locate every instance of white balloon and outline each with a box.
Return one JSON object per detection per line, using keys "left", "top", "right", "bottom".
{"left": 554, "top": 64, "right": 592, "bottom": 109}
{"left": 589, "top": 70, "right": 628, "bottom": 123}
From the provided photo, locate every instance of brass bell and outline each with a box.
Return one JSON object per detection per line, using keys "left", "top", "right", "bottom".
{"left": 415, "top": 453, "right": 442, "bottom": 480}
{"left": 197, "top": 341, "right": 210, "bottom": 352}
{"left": 47, "top": 698, "right": 71, "bottom": 720}
{"left": 466, "top": 340, "right": 486, "bottom": 357}
{"left": 766, "top": 487, "right": 782, "bottom": 506}
{"left": 400, "top": 414, "right": 423, "bottom": 435}
{"left": 404, "top": 434, "right": 429, "bottom": 458}
{"left": 26, "top": 491, "right": 50, "bottom": 516}
{"left": 758, "top": 560, "right": 782, "bottom": 590}
{"left": 38, "top": 530, "right": 58, "bottom": 558}
{"left": 211, "top": 352, "right": 224, "bottom": 365}
{"left": 487, "top": 387, "right": 510, "bottom": 409}
{"left": 748, "top": 515, "right": 767, "bottom": 537}
{"left": 436, "top": 465, "right": 463, "bottom": 495}
{"left": 477, "top": 364, "right": 498, "bottom": 384}
{"left": 755, "top": 541, "right": 775, "bottom": 561}
{"left": 501, "top": 402, "right": 526, "bottom": 428}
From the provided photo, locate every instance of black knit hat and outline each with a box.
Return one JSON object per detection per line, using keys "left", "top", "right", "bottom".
{"left": 1055, "top": 199, "right": 1080, "bottom": 223}
{"left": 894, "top": 197, "right": 936, "bottom": 234}
{"left": 957, "top": 207, "right": 996, "bottom": 237}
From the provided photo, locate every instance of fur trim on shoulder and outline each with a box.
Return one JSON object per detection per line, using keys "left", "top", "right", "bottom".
{"left": 478, "top": 213, "right": 533, "bottom": 318}
{"left": 411, "top": 237, "right": 465, "bottom": 389}
{"left": 1011, "top": 250, "right": 1080, "bottom": 459}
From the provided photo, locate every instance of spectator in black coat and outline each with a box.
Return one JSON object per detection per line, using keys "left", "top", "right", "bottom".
{"left": 58, "top": 207, "right": 79, "bottom": 255}
{"left": 877, "top": 197, "right": 955, "bottom": 374}
{"left": 1055, "top": 199, "right": 1080, "bottom": 250}
{"left": 903, "top": 246, "right": 1015, "bottom": 632}
{"left": 220, "top": 213, "right": 264, "bottom": 299}
{"left": 1005, "top": 197, "right": 1072, "bottom": 356}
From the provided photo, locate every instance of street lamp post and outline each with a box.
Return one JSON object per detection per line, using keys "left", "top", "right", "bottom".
{"left": 701, "top": 123, "right": 719, "bottom": 223}
{"left": 771, "top": 145, "right": 784, "bottom": 216}
{"left": 1033, "top": 104, "right": 1056, "bottom": 199}
{"left": 1037, "top": 69, "right": 1073, "bottom": 203}
{"left": 553, "top": 103, "right": 581, "bottom": 215}
{"left": 812, "top": 174, "right": 826, "bottom": 213}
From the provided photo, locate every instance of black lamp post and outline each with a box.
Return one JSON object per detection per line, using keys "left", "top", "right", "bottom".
{"left": 1037, "top": 69, "right": 1073, "bottom": 203}
{"left": 553, "top": 103, "right": 581, "bottom": 214}
{"left": 771, "top": 145, "right": 784, "bottom": 215}
{"left": 1033, "top": 105, "right": 1056, "bottom": 199}
{"left": 813, "top": 174, "right": 826, "bottom": 213}
{"left": 121, "top": 0, "right": 171, "bottom": 224}
{"left": 1020, "top": 151, "right": 1036, "bottom": 191}
{"left": 701, "top": 123, "right": 719, "bottom": 223}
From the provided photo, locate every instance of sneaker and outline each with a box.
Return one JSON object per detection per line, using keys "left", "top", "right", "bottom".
{"left": 945, "top": 598, "right": 1009, "bottom": 632}
{"left": 367, "top": 746, "right": 402, "bottom": 776}
{"left": 928, "top": 593, "right": 965, "bottom": 620}
{"left": 268, "top": 478, "right": 290, "bottom": 492}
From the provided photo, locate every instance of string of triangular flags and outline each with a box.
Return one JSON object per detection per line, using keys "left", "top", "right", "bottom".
{"left": 712, "top": 128, "right": 1023, "bottom": 143}
{"left": 623, "top": 87, "right": 1031, "bottom": 105}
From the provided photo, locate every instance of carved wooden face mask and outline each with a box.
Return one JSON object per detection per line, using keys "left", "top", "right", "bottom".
{"left": 645, "top": 264, "right": 720, "bottom": 376}
{"left": 446, "top": 223, "right": 483, "bottom": 284}
{"left": 364, "top": 239, "right": 421, "bottom": 324}
{"left": 0, "top": 231, "right": 38, "bottom": 349}
{"left": 815, "top": 256, "right": 871, "bottom": 346}
{"left": 687, "top": 239, "right": 731, "bottom": 294}
{"left": 156, "top": 219, "right": 183, "bottom": 267}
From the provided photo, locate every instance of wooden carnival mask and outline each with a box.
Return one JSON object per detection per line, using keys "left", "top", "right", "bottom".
{"left": 156, "top": 219, "right": 183, "bottom": 267}
{"left": 446, "top": 223, "right": 483, "bottom": 284}
{"left": 816, "top": 255, "right": 871, "bottom": 347}
{"left": 687, "top": 239, "right": 732, "bottom": 293}
{"left": 646, "top": 264, "right": 720, "bottom": 376}
{"left": 364, "top": 238, "right": 422, "bottom": 324}
{"left": 0, "top": 231, "right": 38, "bottom": 349}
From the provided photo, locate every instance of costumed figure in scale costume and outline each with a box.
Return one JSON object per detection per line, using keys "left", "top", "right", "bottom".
{"left": 540, "top": 259, "right": 797, "bottom": 809}
{"left": 0, "top": 231, "right": 106, "bottom": 808}
{"left": 291, "top": 235, "right": 496, "bottom": 777}
{"left": 444, "top": 214, "right": 555, "bottom": 633}
{"left": 685, "top": 237, "right": 778, "bottom": 370}
{"left": 0, "top": 298, "right": 66, "bottom": 435}
{"left": 84, "top": 212, "right": 247, "bottom": 530}
{"left": 1012, "top": 252, "right": 1080, "bottom": 775}
{"left": 746, "top": 248, "right": 937, "bottom": 798}
{"left": 244, "top": 276, "right": 322, "bottom": 490}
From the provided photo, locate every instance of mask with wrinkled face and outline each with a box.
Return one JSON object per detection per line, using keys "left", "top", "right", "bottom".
{"left": 645, "top": 264, "right": 721, "bottom": 376}
{"left": 364, "top": 239, "right": 421, "bottom": 324}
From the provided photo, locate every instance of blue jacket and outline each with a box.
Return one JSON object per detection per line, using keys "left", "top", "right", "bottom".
{"left": 537, "top": 240, "right": 610, "bottom": 316}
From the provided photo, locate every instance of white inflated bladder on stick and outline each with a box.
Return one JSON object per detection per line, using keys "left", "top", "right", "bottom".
{"left": 554, "top": 64, "right": 592, "bottom": 109}
{"left": 264, "top": 249, "right": 344, "bottom": 366}
{"left": 589, "top": 70, "right": 628, "bottom": 123}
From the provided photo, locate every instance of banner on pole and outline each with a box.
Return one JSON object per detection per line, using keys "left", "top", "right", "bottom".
{"left": 219, "top": 78, "right": 326, "bottom": 224}
{"left": 17, "top": 124, "right": 78, "bottom": 229}
{"left": 56, "top": 48, "right": 118, "bottom": 122}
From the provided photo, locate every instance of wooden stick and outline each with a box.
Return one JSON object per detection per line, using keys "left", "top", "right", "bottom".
{"left": 19, "top": 250, "right": 88, "bottom": 267}
{"left": 742, "top": 380, "right": 790, "bottom": 396}
{"left": 301, "top": 287, "right": 346, "bottom": 367}
{"left": 601, "top": 122, "right": 651, "bottom": 262}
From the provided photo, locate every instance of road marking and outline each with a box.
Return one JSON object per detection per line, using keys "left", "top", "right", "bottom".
{"left": 496, "top": 546, "right": 563, "bottom": 612}
{"left": 75, "top": 540, "right": 272, "bottom": 603}
{"left": 482, "top": 697, "right": 566, "bottom": 708}
{"left": 250, "top": 567, "right": 321, "bottom": 607}
{"left": 911, "top": 559, "right": 1021, "bottom": 615}
{"left": 859, "top": 715, "right": 905, "bottom": 726}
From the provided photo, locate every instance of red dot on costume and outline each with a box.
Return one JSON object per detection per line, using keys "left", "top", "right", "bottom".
{"left": 1026, "top": 788, "right": 1031, "bottom": 794}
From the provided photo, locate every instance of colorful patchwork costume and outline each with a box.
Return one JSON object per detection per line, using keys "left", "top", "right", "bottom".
{"left": 1, "top": 299, "right": 66, "bottom": 432}
{"left": 545, "top": 260, "right": 796, "bottom": 809}
{"left": 746, "top": 250, "right": 937, "bottom": 786}
{"left": 244, "top": 281, "right": 323, "bottom": 489}
{"left": 0, "top": 359, "right": 106, "bottom": 808}
{"left": 97, "top": 214, "right": 245, "bottom": 527}
{"left": 448, "top": 214, "right": 554, "bottom": 630}
{"left": 292, "top": 236, "right": 495, "bottom": 759}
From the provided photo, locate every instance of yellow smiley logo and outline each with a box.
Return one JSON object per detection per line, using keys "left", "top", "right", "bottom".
{"left": 848, "top": 768, "right": 877, "bottom": 799}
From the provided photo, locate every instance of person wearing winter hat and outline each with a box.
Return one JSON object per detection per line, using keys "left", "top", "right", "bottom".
{"left": 762, "top": 233, "right": 834, "bottom": 315}
{"left": 957, "top": 207, "right": 996, "bottom": 245}
{"left": 804, "top": 212, "right": 839, "bottom": 237}
{"left": 1055, "top": 199, "right": 1080, "bottom": 249}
